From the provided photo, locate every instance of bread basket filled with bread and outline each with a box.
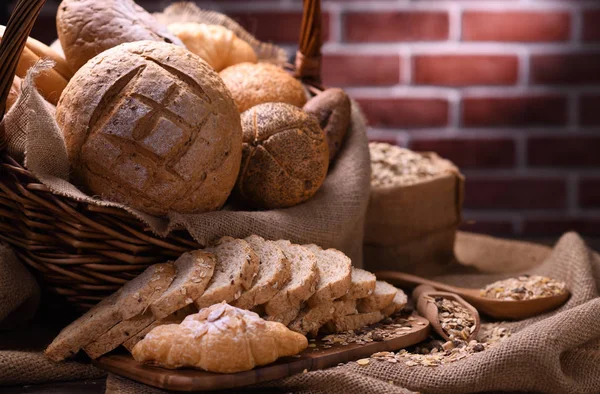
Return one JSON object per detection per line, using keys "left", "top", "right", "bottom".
{"left": 0, "top": 0, "right": 370, "bottom": 310}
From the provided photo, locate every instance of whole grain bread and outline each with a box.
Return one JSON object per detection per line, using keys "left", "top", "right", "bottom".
{"left": 323, "top": 311, "right": 384, "bottom": 333}
{"left": 44, "top": 262, "right": 176, "bottom": 361}
{"left": 123, "top": 305, "right": 196, "bottom": 352}
{"left": 151, "top": 251, "right": 216, "bottom": 319}
{"left": 263, "top": 241, "right": 319, "bottom": 317}
{"left": 357, "top": 281, "right": 397, "bottom": 313}
{"left": 342, "top": 268, "right": 376, "bottom": 300}
{"left": 83, "top": 311, "right": 155, "bottom": 359}
{"left": 231, "top": 235, "right": 291, "bottom": 310}
{"left": 265, "top": 305, "right": 301, "bottom": 326}
{"left": 194, "top": 238, "right": 259, "bottom": 309}
{"left": 288, "top": 299, "right": 357, "bottom": 336}
{"left": 381, "top": 289, "right": 408, "bottom": 317}
{"left": 303, "top": 244, "right": 352, "bottom": 307}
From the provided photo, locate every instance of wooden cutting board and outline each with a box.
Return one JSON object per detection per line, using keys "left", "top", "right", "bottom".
{"left": 93, "top": 314, "right": 430, "bottom": 392}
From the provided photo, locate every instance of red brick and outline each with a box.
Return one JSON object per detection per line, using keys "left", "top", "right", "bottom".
{"left": 230, "top": 12, "right": 330, "bottom": 43}
{"left": 583, "top": 10, "right": 600, "bottom": 42}
{"left": 462, "top": 11, "right": 570, "bottom": 42}
{"left": 459, "top": 220, "right": 514, "bottom": 235}
{"left": 343, "top": 12, "right": 449, "bottom": 42}
{"left": 528, "top": 136, "right": 600, "bottom": 167}
{"left": 523, "top": 218, "right": 600, "bottom": 236}
{"left": 322, "top": 54, "right": 400, "bottom": 87}
{"left": 409, "top": 137, "right": 516, "bottom": 169}
{"left": 355, "top": 98, "right": 448, "bottom": 128}
{"left": 580, "top": 95, "right": 600, "bottom": 126}
{"left": 531, "top": 53, "right": 600, "bottom": 85}
{"left": 579, "top": 178, "right": 600, "bottom": 208}
{"left": 414, "top": 55, "right": 518, "bottom": 86}
{"left": 462, "top": 96, "right": 567, "bottom": 127}
{"left": 464, "top": 178, "right": 566, "bottom": 210}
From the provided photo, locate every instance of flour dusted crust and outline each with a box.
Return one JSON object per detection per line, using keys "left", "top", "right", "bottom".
{"left": 56, "top": 0, "right": 183, "bottom": 70}
{"left": 219, "top": 62, "right": 307, "bottom": 112}
{"left": 132, "top": 303, "right": 308, "bottom": 373}
{"left": 168, "top": 23, "right": 257, "bottom": 71}
{"left": 56, "top": 40, "right": 242, "bottom": 216}
{"left": 236, "top": 103, "right": 329, "bottom": 209}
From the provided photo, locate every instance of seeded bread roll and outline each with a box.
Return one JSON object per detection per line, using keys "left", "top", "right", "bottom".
{"left": 303, "top": 88, "right": 351, "bottom": 163}
{"left": 56, "top": 41, "right": 242, "bottom": 216}
{"left": 219, "top": 62, "right": 307, "bottom": 112}
{"left": 194, "top": 238, "right": 259, "bottom": 309}
{"left": 56, "top": 0, "right": 183, "bottom": 71}
{"left": 168, "top": 23, "right": 257, "bottom": 72}
{"left": 231, "top": 235, "right": 291, "bottom": 310}
{"left": 357, "top": 281, "right": 397, "bottom": 313}
{"left": 236, "top": 103, "right": 329, "bottom": 209}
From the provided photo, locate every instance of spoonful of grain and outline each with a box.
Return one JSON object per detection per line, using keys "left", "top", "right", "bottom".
{"left": 376, "top": 271, "right": 570, "bottom": 320}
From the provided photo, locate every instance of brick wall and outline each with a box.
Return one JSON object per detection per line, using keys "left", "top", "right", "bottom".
{"left": 4, "top": 0, "right": 600, "bottom": 238}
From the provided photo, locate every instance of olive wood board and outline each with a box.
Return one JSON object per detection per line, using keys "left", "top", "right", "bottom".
{"left": 93, "top": 314, "right": 430, "bottom": 392}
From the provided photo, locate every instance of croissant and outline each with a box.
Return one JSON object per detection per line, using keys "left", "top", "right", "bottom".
{"left": 168, "top": 23, "right": 258, "bottom": 72}
{"left": 131, "top": 303, "right": 308, "bottom": 373}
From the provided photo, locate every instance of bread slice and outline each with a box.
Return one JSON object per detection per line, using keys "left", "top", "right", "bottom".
{"left": 231, "top": 235, "right": 291, "bottom": 310}
{"left": 151, "top": 250, "right": 216, "bottom": 319}
{"left": 194, "top": 238, "right": 259, "bottom": 309}
{"left": 266, "top": 305, "right": 301, "bottom": 326}
{"left": 288, "top": 299, "right": 357, "bottom": 336}
{"left": 323, "top": 311, "right": 384, "bottom": 333}
{"left": 357, "top": 281, "right": 397, "bottom": 313}
{"left": 83, "top": 311, "right": 155, "bottom": 359}
{"left": 342, "top": 268, "right": 376, "bottom": 300}
{"left": 381, "top": 288, "right": 408, "bottom": 317}
{"left": 45, "top": 262, "right": 176, "bottom": 362}
{"left": 263, "top": 241, "right": 319, "bottom": 317}
{"left": 303, "top": 244, "right": 352, "bottom": 307}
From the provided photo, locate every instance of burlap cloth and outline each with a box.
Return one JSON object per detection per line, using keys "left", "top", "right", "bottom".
{"left": 1, "top": 231, "right": 598, "bottom": 393}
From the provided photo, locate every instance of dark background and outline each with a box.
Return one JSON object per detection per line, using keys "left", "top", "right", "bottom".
{"left": 2, "top": 0, "right": 600, "bottom": 241}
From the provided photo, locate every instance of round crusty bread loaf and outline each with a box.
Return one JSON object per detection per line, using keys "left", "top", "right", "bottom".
{"left": 219, "top": 62, "right": 307, "bottom": 112}
{"left": 168, "top": 23, "right": 257, "bottom": 72}
{"left": 236, "top": 103, "right": 329, "bottom": 209}
{"left": 56, "top": 40, "right": 242, "bottom": 216}
{"left": 57, "top": 0, "right": 183, "bottom": 71}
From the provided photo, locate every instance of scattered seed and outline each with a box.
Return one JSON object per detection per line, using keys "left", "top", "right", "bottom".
{"left": 357, "top": 359, "right": 370, "bottom": 366}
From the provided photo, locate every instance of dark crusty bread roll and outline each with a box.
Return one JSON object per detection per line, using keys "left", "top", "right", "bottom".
{"left": 219, "top": 62, "right": 307, "bottom": 112}
{"left": 56, "top": 40, "right": 242, "bottom": 216}
{"left": 236, "top": 103, "right": 329, "bottom": 209}
{"left": 57, "top": 0, "right": 183, "bottom": 71}
{"left": 303, "top": 88, "right": 351, "bottom": 163}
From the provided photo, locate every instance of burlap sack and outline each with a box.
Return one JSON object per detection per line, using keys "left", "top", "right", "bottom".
{"left": 99, "top": 231, "right": 600, "bottom": 394}
{"left": 1, "top": 61, "right": 370, "bottom": 265}
{"left": 364, "top": 155, "right": 464, "bottom": 275}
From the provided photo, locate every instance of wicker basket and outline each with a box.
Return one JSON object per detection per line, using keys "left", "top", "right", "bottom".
{"left": 0, "top": 0, "right": 325, "bottom": 310}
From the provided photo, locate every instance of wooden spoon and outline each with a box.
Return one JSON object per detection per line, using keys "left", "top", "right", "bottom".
{"left": 376, "top": 271, "right": 570, "bottom": 320}
{"left": 413, "top": 285, "right": 480, "bottom": 342}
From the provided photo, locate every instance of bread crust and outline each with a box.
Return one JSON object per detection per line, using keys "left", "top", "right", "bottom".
{"left": 56, "top": 40, "right": 242, "bottom": 216}
{"left": 56, "top": 0, "right": 183, "bottom": 70}
{"left": 219, "top": 62, "right": 307, "bottom": 112}
{"left": 236, "top": 103, "right": 329, "bottom": 209}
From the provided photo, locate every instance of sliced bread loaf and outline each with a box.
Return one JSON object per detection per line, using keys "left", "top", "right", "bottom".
{"left": 263, "top": 241, "right": 319, "bottom": 317}
{"left": 342, "top": 268, "right": 376, "bottom": 300}
{"left": 265, "top": 305, "right": 301, "bottom": 326}
{"left": 194, "top": 238, "right": 259, "bottom": 309}
{"left": 231, "top": 235, "right": 291, "bottom": 310}
{"left": 122, "top": 305, "right": 196, "bottom": 352}
{"left": 357, "top": 281, "right": 397, "bottom": 313}
{"left": 303, "top": 245, "right": 352, "bottom": 307}
{"left": 323, "top": 311, "right": 384, "bottom": 333}
{"left": 151, "top": 250, "right": 216, "bottom": 319}
{"left": 45, "top": 262, "right": 176, "bottom": 362}
{"left": 381, "top": 288, "right": 408, "bottom": 317}
{"left": 288, "top": 299, "right": 357, "bottom": 336}
{"left": 83, "top": 311, "right": 155, "bottom": 359}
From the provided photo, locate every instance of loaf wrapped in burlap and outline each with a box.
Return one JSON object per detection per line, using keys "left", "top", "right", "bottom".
{"left": 2, "top": 62, "right": 370, "bottom": 266}
{"left": 364, "top": 153, "right": 464, "bottom": 276}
